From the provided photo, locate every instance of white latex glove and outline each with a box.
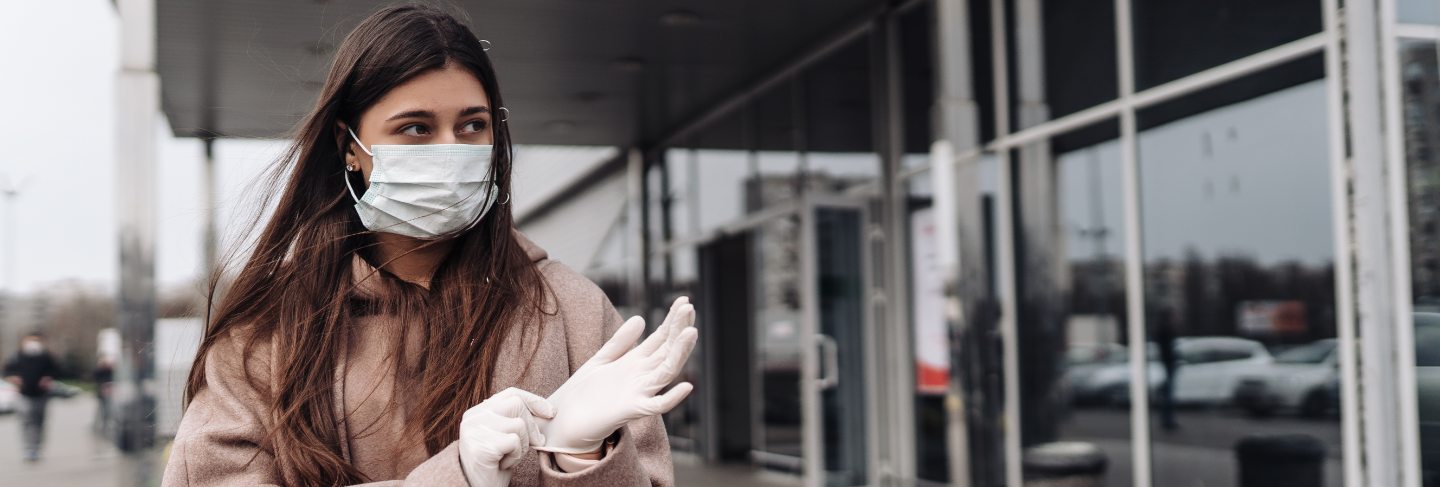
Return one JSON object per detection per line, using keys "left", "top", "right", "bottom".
{"left": 535, "top": 296, "right": 699, "bottom": 454}
{"left": 459, "top": 387, "right": 555, "bottom": 487}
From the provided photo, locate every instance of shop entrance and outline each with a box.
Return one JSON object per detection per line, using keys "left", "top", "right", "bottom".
{"left": 696, "top": 197, "right": 871, "bottom": 487}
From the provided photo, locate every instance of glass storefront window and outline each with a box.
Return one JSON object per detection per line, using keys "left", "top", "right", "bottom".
{"left": 1398, "top": 37, "right": 1440, "bottom": 486}
{"left": 1131, "top": 0, "right": 1321, "bottom": 90}
{"left": 804, "top": 35, "right": 879, "bottom": 191}
{"left": 900, "top": 3, "right": 936, "bottom": 168}
{"left": 1013, "top": 120, "right": 1132, "bottom": 486}
{"left": 1400, "top": 0, "right": 1440, "bottom": 26}
{"left": 1008, "top": 0, "right": 1119, "bottom": 127}
{"left": 907, "top": 154, "right": 1002, "bottom": 485}
{"left": 1138, "top": 77, "right": 1341, "bottom": 486}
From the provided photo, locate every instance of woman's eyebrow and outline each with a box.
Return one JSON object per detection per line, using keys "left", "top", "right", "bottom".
{"left": 458, "top": 106, "right": 490, "bottom": 117}
{"left": 386, "top": 109, "right": 436, "bottom": 122}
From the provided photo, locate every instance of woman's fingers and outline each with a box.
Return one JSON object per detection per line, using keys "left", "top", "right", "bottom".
{"left": 588, "top": 316, "right": 646, "bottom": 366}
{"left": 507, "top": 388, "right": 556, "bottom": 420}
{"left": 497, "top": 431, "right": 526, "bottom": 470}
{"left": 645, "top": 326, "right": 698, "bottom": 384}
{"left": 635, "top": 298, "right": 691, "bottom": 356}
{"left": 641, "top": 382, "right": 695, "bottom": 415}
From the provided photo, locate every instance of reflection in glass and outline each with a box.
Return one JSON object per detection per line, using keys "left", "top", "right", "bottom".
{"left": 1399, "top": 0, "right": 1440, "bottom": 25}
{"left": 1015, "top": 124, "right": 1132, "bottom": 486}
{"left": 1399, "top": 38, "right": 1440, "bottom": 486}
{"left": 655, "top": 245, "right": 701, "bottom": 446}
{"left": 816, "top": 207, "right": 869, "bottom": 485}
{"left": 1139, "top": 79, "right": 1341, "bottom": 486}
{"left": 1131, "top": 0, "right": 1320, "bottom": 90}
{"left": 753, "top": 215, "right": 805, "bottom": 469}
{"left": 804, "top": 36, "right": 879, "bottom": 190}
{"left": 908, "top": 155, "right": 1003, "bottom": 485}
{"left": 1008, "top": 0, "right": 1118, "bottom": 124}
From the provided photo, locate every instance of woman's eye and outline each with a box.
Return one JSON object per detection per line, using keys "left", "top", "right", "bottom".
{"left": 460, "top": 120, "right": 488, "bottom": 134}
{"left": 400, "top": 124, "right": 430, "bottom": 136}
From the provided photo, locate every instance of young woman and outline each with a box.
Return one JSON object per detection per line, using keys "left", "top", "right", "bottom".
{"left": 161, "top": 4, "right": 697, "bottom": 486}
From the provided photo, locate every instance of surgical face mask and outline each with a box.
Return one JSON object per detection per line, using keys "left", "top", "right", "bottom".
{"left": 344, "top": 128, "right": 501, "bottom": 238}
{"left": 21, "top": 341, "right": 43, "bottom": 356}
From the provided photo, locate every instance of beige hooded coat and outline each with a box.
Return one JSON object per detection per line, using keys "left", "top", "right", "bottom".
{"left": 161, "top": 233, "right": 674, "bottom": 486}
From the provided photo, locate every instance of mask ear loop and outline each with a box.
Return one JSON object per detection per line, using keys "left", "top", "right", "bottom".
{"left": 498, "top": 107, "right": 509, "bottom": 123}
{"left": 342, "top": 127, "right": 373, "bottom": 204}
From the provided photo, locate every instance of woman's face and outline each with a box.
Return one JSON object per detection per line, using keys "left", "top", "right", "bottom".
{"left": 344, "top": 63, "right": 495, "bottom": 187}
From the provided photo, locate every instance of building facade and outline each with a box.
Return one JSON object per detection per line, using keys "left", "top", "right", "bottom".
{"left": 145, "top": 0, "right": 1440, "bottom": 484}
{"left": 522, "top": 0, "right": 1440, "bottom": 486}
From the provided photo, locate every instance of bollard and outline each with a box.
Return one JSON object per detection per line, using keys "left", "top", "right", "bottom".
{"left": 1023, "top": 441, "right": 1108, "bottom": 487}
{"left": 1235, "top": 434, "right": 1326, "bottom": 487}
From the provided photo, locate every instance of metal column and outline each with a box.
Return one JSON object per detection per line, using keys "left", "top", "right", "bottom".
{"left": 933, "top": 0, "right": 988, "bottom": 485}
{"left": 1342, "top": 0, "right": 1415, "bottom": 484}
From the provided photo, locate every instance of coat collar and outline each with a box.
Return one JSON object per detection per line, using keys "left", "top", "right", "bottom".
{"left": 348, "top": 230, "right": 549, "bottom": 298}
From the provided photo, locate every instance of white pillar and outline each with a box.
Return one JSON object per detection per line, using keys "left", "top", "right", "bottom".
{"left": 115, "top": 0, "right": 159, "bottom": 480}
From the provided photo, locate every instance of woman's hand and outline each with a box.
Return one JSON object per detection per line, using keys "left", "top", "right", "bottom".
{"left": 459, "top": 387, "right": 555, "bottom": 487}
{"left": 535, "top": 297, "right": 699, "bottom": 455}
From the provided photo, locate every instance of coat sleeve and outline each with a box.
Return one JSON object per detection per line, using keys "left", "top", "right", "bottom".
{"left": 160, "top": 332, "right": 471, "bottom": 487}
{"left": 536, "top": 266, "right": 677, "bottom": 487}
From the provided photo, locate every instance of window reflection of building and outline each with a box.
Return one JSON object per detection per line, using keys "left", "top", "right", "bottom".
{"left": 1402, "top": 41, "right": 1440, "bottom": 308}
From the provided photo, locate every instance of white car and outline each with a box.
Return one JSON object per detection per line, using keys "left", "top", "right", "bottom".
{"left": 1232, "top": 339, "right": 1338, "bottom": 418}
{"left": 0, "top": 382, "right": 17, "bottom": 415}
{"left": 1071, "top": 337, "right": 1273, "bottom": 407}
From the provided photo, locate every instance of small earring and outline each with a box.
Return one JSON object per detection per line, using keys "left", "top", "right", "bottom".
{"left": 346, "top": 164, "right": 357, "bottom": 172}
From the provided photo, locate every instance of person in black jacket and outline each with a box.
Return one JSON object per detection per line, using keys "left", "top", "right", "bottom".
{"left": 3, "top": 331, "right": 60, "bottom": 462}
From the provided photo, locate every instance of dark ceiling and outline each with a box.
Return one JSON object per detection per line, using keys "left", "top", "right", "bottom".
{"left": 156, "top": 0, "right": 883, "bottom": 146}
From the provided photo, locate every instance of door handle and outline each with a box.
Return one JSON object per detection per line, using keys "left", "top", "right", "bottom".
{"left": 816, "top": 334, "right": 840, "bottom": 390}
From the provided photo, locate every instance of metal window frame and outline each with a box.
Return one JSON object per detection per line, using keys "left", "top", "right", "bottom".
{"left": 639, "top": 0, "right": 1404, "bottom": 484}
{"left": 1379, "top": 1, "right": 1426, "bottom": 485}
{"left": 960, "top": 1, "right": 1359, "bottom": 486}
{"left": 1321, "top": 0, "right": 1366, "bottom": 485}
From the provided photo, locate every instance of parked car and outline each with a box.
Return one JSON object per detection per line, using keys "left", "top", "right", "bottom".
{"left": 0, "top": 382, "right": 16, "bottom": 414}
{"left": 1061, "top": 343, "right": 1130, "bottom": 406}
{"left": 1070, "top": 336, "right": 1273, "bottom": 407}
{"left": 1232, "top": 339, "right": 1338, "bottom": 418}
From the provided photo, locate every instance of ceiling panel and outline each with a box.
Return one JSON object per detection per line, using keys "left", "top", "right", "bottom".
{"left": 156, "top": 0, "right": 883, "bottom": 145}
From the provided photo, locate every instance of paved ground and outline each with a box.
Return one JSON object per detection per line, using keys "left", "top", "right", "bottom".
{"left": 0, "top": 394, "right": 130, "bottom": 487}
{"left": 673, "top": 452, "right": 800, "bottom": 487}
{"left": 1059, "top": 408, "right": 1343, "bottom": 487}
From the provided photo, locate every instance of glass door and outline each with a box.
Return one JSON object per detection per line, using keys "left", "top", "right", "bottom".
{"left": 802, "top": 202, "right": 870, "bottom": 487}
{"left": 741, "top": 198, "right": 872, "bottom": 486}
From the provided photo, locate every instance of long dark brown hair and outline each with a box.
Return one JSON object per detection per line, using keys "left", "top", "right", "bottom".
{"left": 183, "top": 4, "right": 547, "bottom": 485}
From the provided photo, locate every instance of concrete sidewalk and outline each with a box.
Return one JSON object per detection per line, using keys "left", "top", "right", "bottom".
{"left": 673, "top": 453, "right": 800, "bottom": 487}
{"left": 0, "top": 394, "right": 126, "bottom": 487}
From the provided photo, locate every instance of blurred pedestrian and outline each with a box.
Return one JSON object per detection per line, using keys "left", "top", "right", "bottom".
{"left": 92, "top": 355, "right": 115, "bottom": 435}
{"left": 1156, "top": 311, "right": 1181, "bottom": 431}
{"left": 2, "top": 331, "right": 61, "bottom": 462}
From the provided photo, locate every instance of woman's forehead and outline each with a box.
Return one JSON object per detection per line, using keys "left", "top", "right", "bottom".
{"left": 368, "top": 65, "right": 491, "bottom": 119}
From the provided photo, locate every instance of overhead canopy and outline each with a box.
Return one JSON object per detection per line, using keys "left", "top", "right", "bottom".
{"left": 156, "top": 0, "right": 881, "bottom": 146}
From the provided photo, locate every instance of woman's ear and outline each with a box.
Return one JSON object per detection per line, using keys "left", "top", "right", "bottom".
{"left": 337, "top": 122, "right": 357, "bottom": 169}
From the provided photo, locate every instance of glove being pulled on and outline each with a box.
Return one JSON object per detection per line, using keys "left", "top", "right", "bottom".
{"left": 535, "top": 297, "right": 699, "bottom": 454}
